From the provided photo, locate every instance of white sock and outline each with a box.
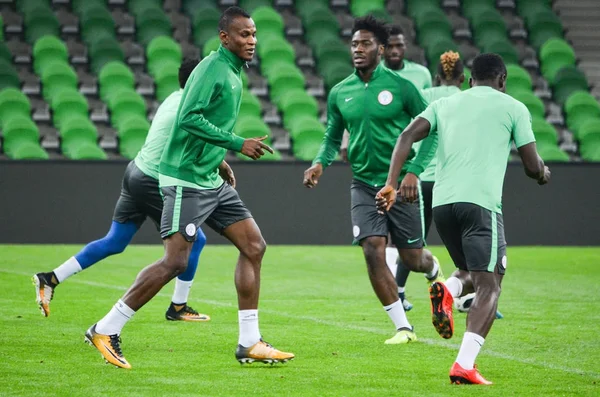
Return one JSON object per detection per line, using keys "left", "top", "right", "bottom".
{"left": 238, "top": 309, "right": 261, "bottom": 347}
{"left": 53, "top": 257, "right": 83, "bottom": 283}
{"left": 398, "top": 286, "right": 406, "bottom": 294}
{"left": 383, "top": 300, "right": 411, "bottom": 331}
{"left": 444, "top": 277, "right": 463, "bottom": 298}
{"left": 385, "top": 247, "right": 399, "bottom": 275}
{"left": 171, "top": 278, "right": 193, "bottom": 305}
{"left": 96, "top": 300, "right": 136, "bottom": 335}
{"left": 456, "top": 332, "right": 485, "bottom": 370}
{"left": 426, "top": 258, "right": 440, "bottom": 279}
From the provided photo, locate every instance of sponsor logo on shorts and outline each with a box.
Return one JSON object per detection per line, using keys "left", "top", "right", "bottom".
{"left": 352, "top": 225, "right": 360, "bottom": 238}
{"left": 378, "top": 90, "right": 393, "bottom": 105}
{"left": 185, "top": 223, "right": 196, "bottom": 237}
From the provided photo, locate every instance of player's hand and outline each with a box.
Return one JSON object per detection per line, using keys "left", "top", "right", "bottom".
{"left": 340, "top": 147, "right": 348, "bottom": 162}
{"left": 538, "top": 165, "right": 551, "bottom": 185}
{"left": 375, "top": 185, "right": 397, "bottom": 214}
{"left": 400, "top": 173, "right": 419, "bottom": 202}
{"left": 241, "top": 135, "right": 274, "bottom": 160}
{"left": 303, "top": 163, "right": 323, "bottom": 188}
{"left": 218, "top": 160, "right": 236, "bottom": 188}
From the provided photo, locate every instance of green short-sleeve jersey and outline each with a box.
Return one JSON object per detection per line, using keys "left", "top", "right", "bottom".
{"left": 134, "top": 89, "right": 182, "bottom": 179}
{"left": 419, "top": 86, "right": 536, "bottom": 213}
{"left": 414, "top": 85, "right": 462, "bottom": 182}
{"left": 387, "top": 60, "right": 432, "bottom": 90}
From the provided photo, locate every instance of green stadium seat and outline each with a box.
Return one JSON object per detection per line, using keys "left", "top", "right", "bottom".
{"left": 17, "top": 0, "right": 50, "bottom": 13}
{"left": 581, "top": 146, "right": 600, "bottom": 161}
{"left": 89, "top": 36, "right": 125, "bottom": 75}
{"left": 234, "top": 115, "right": 271, "bottom": 139}
{"left": 531, "top": 117, "right": 558, "bottom": 146}
{"left": 239, "top": 91, "right": 262, "bottom": 119}
{"left": 33, "top": 36, "right": 68, "bottom": 75}
{"left": 79, "top": 5, "right": 115, "bottom": 45}
{"left": 266, "top": 63, "right": 305, "bottom": 104}
{"left": 98, "top": 61, "right": 135, "bottom": 102}
{"left": 136, "top": 7, "right": 172, "bottom": 47}
{"left": 303, "top": 8, "right": 340, "bottom": 47}
{"left": 60, "top": 115, "right": 107, "bottom": 160}
{"left": 24, "top": 7, "right": 60, "bottom": 44}
{"left": 41, "top": 62, "right": 78, "bottom": 102}
{"left": 72, "top": 0, "right": 108, "bottom": 14}
{"left": 108, "top": 89, "right": 147, "bottom": 129}
{"left": 0, "top": 41, "right": 11, "bottom": 63}
{"left": 538, "top": 145, "right": 569, "bottom": 162}
{"left": 552, "top": 66, "right": 589, "bottom": 105}
{"left": 0, "top": 61, "right": 21, "bottom": 91}
{"left": 128, "top": 0, "right": 163, "bottom": 16}
{"left": 258, "top": 37, "right": 296, "bottom": 75}
{"left": 238, "top": 0, "right": 273, "bottom": 14}
{"left": 147, "top": 36, "right": 182, "bottom": 77}
{"left": 462, "top": 0, "right": 496, "bottom": 21}
{"left": 293, "top": 131, "right": 325, "bottom": 161}
{"left": 425, "top": 37, "right": 459, "bottom": 66}
{"left": 192, "top": 6, "right": 221, "bottom": 47}
{"left": 516, "top": 0, "right": 553, "bottom": 22}
{"left": 364, "top": 8, "right": 392, "bottom": 23}
{"left": 184, "top": 0, "right": 218, "bottom": 17}
{"left": 406, "top": 0, "right": 441, "bottom": 20}
{"left": 415, "top": 10, "right": 453, "bottom": 48}
{"left": 512, "top": 91, "right": 545, "bottom": 119}
{"left": 288, "top": 115, "right": 325, "bottom": 139}
{"left": 472, "top": 9, "right": 508, "bottom": 48}
{"left": 578, "top": 120, "right": 600, "bottom": 160}
{"left": 0, "top": 88, "right": 30, "bottom": 127}
{"left": 118, "top": 114, "right": 150, "bottom": 159}
{"left": 461, "top": 67, "right": 471, "bottom": 90}
{"left": 483, "top": 40, "right": 519, "bottom": 65}
{"left": 540, "top": 39, "right": 576, "bottom": 82}
{"left": 527, "top": 11, "right": 564, "bottom": 49}
{"left": 280, "top": 91, "right": 319, "bottom": 130}
{"left": 252, "top": 6, "right": 284, "bottom": 39}
{"left": 1, "top": 115, "right": 46, "bottom": 160}
{"left": 51, "top": 89, "right": 89, "bottom": 128}
{"left": 202, "top": 36, "right": 221, "bottom": 58}
{"left": 321, "top": 60, "right": 354, "bottom": 91}
{"left": 6, "top": 141, "right": 49, "bottom": 159}
{"left": 565, "top": 91, "right": 600, "bottom": 136}
{"left": 506, "top": 64, "right": 533, "bottom": 96}
{"left": 314, "top": 39, "right": 351, "bottom": 69}
{"left": 350, "top": 0, "right": 385, "bottom": 17}
{"left": 154, "top": 62, "right": 180, "bottom": 101}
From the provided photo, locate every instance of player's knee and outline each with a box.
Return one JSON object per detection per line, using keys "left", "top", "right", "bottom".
{"left": 361, "top": 238, "right": 384, "bottom": 262}
{"left": 102, "top": 235, "right": 128, "bottom": 255}
{"left": 399, "top": 249, "right": 421, "bottom": 270}
{"left": 164, "top": 252, "right": 189, "bottom": 275}
{"left": 242, "top": 237, "right": 266, "bottom": 263}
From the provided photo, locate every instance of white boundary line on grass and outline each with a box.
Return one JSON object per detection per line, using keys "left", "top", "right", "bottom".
{"left": 5, "top": 268, "right": 599, "bottom": 379}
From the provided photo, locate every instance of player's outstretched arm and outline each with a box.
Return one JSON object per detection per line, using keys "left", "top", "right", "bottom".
{"left": 517, "top": 142, "right": 551, "bottom": 185}
{"left": 376, "top": 117, "right": 431, "bottom": 212}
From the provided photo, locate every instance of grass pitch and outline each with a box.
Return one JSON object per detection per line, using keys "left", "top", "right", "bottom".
{"left": 1, "top": 245, "right": 599, "bottom": 396}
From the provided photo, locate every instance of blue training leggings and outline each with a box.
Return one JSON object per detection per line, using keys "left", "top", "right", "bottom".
{"left": 74, "top": 221, "right": 207, "bottom": 282}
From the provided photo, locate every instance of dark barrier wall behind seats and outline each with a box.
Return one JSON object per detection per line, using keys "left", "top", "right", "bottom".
{"left": 0, "top": 162, "right": 599, "bottom": 246}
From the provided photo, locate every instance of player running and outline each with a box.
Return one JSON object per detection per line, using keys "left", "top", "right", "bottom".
{"left": 376, "top": 53, "right": 550, "bottom": 384}
{"left": 32, "top": 59, "right": 212, "bottom": 323}
{"left": 84, "top": 7, "right": 294, "bottom": 369}
{"left": 303, "top": 15, "right": 444, "bottom": 345}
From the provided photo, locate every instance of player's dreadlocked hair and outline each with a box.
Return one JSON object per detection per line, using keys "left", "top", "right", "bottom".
{"left": 218, "top": 6, "right": 251, "bottom": 32}
{"left": 352, "top": 15, "right": 390, "bottom": 45}
{"left": 178, "top": 58, "right": 199, "bottom": 88}
{"left": 437, "top": 51, "right": 464, "bottom": 81}
{"left": 471, "top": 53, "right": 507, "bottom": 82}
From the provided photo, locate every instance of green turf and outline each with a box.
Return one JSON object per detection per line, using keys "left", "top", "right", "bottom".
{"left": 1, "top": 245, "right": 599, "bottom": 396}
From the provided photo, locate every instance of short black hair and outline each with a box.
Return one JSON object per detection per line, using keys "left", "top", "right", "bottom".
{"left": 218, "top": 6, "right": 251, "bottom": 32}
{"left": 352, "top": 15, "right": 390, "bottom": 45}
{"left": 179, "top": 58, "right": 199, "bottom": 88}
{"left": 471, "top": 53, "right": 507, "bottom": 82}
{"left": 387, "top": 25, "right": 404, "bottom": 36}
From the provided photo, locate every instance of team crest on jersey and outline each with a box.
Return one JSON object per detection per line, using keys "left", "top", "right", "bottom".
{"left": 378, "top": 90, "right": 393, "bottom": 105}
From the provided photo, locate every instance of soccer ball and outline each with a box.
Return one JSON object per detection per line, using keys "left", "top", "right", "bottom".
{"left": 454, "top": 292, "right": 476, "bottom": 313}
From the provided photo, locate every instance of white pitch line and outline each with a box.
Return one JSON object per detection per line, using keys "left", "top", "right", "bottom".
{"left": 5, "top": 268, "right": 599, "bottom": 379}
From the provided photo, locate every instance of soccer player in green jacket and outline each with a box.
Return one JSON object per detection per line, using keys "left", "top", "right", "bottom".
{"left": 303, "top": 15, "right": 445, "bottom": 345}
{"left": 376, "top": 53, "right": 550, "bottom": 384}
{"left": 85, "top": 7, "right": 294, "bottom": 369}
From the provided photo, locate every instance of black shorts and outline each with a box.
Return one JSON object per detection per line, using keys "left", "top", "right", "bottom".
{"left": 433, "top": 202, "right": 507, "bottom": 274}
{"left": 351, "top": 179, "right": 424, "bottom": 249}
{"left": 112, "top": 161, "right": 163, "bottom": 229}
{"left": 421, "top": 180, "right": 434, "bottom": 240}
{"left": 160, "top": 182, "right": 253, "bottom": 242}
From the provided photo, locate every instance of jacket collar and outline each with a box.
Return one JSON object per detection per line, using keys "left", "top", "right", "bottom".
{"left": 354, "top": 61, "right": 384, "bottom": 82}
{"left": 218, "top": 45, "right": 246, "bottom": 73}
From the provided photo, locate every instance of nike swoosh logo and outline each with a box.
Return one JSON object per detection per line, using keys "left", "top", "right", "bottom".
{"left": 407, "top": 238, "right": 421, "bottom": 244}
{"left": 345, "top": 97, "right": 353, "bottom": 102}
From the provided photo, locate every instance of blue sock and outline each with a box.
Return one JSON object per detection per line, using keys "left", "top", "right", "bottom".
{"left": 178, "top": 227, "right": 206, "bottom": 282}
{"left": 74, "top": 221, "right": 139, "bottom": 269}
